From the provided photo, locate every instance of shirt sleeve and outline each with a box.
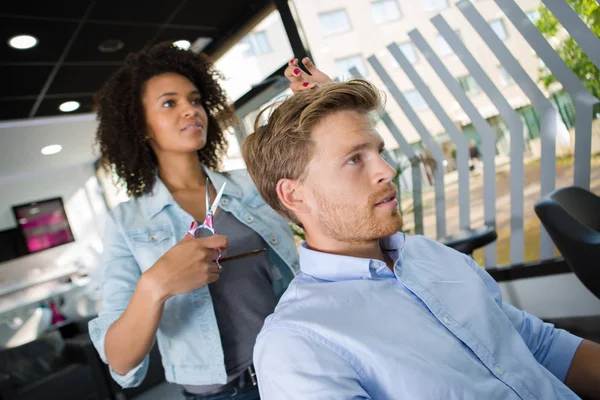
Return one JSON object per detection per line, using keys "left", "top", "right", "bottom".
{"left": 88, "top": 214, "right": 150, "bottom": 388}
{"left": 464, "top": 255, "right": 583, "bottom": 382}
{"left": 254, "top": 325, "right": 371, "bottom": 400}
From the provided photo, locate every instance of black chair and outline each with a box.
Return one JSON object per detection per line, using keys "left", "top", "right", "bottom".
{"left": 534, "top": 186, "right": 600, "bottom": 300}
{"left": 0, "top": 329, "right": 112, "bottom": 400}
{"left": 439, "top": 225, "right": 498, "bottom": 257}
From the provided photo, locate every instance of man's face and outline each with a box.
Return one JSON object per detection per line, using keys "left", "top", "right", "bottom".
{"left": 300, "top": 110, "right": 402, "bottom": 243}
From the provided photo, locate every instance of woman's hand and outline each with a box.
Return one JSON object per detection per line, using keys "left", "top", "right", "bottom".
{"left": 285, "top": 57, "right": 333, "bottom": 94}
{"left": 143, "top": 227, "right": 228, "bottom": 301}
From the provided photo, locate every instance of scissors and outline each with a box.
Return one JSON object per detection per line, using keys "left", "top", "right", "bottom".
{"left": 187, "top": 178, "right": 227, "bottom": 269}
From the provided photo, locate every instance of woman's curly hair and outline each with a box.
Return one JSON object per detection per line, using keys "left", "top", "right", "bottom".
{"left": 94, "top": 42, "right": 235, "bottom": 197}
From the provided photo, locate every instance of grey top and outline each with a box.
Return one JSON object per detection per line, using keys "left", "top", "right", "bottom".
{"left": 184, "top": 210, "right": 277, "bottom": 395}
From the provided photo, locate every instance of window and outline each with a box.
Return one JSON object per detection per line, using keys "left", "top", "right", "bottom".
{"left": 388, "top": 42, "right": 418, "bottom": 68}
{"left": 240, "top": 31, "right": 272, "bottom": 57}
{"left": 371, "top": 0, "right": 402, "bottom": 24}
{"left": 398, "top": 42, "right": 418, "bottom": 64}
{"left": 319, "top": 9, "right": 351, "bottom": 35}
{"left": 435, "top": 35, "right": 453, "bottom": 56}
{"left": 457, "top": 75, "right": 480, "bottom": 95}
{"left": 335, "top": 55, "right": 368, "bottom": 78}
{"left": 526, "top": 10, "right": 541, "bottom": 23}
{"left": 489, "top": 19, "right": 508, "bottom": 41}
{"left": 404, "top": 89, "right": 428, "bottom": 111}
{"left": 423, "top": 0, "right": 448, "bottom": 11}
{"left": 498, "top": 66, "right": 514, "bottom": 87}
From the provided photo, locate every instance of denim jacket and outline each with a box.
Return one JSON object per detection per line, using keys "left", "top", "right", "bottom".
{"left": 88, "top": 167, "right": 299, "bottom": 387}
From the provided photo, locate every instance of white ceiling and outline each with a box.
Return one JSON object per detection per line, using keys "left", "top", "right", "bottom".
{"left": 0, "top": 113, "right": 98, "bottom": 181}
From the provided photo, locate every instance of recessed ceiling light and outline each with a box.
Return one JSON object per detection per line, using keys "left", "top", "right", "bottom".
{"left": 98, "top": 39, "right": 124, "bottom": 53}
{"left": 59, "top": 101, "right": 80, "bottom": 112}
{"left": 173, "top": 40, "right": 191, "bottom": 50}
{"left": 41, "top": 144, "right": 62, "bottom": 155}
{"left": 8, "top": 35, "right": 38, "bottom": 50}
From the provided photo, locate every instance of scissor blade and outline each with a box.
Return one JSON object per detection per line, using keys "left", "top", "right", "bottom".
{"left": 205, "top": 178, "right": 211, "bottom": 214}
{"left": 210, "top": 182, "right": 227, "bottom": 215}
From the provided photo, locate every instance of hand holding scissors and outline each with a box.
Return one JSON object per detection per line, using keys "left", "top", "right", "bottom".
{"left": 187, "top": 179, "right": 227, "bottom": 269}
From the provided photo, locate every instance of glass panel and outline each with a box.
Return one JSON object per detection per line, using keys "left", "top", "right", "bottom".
{"left": 404, "top": 89, "right": 428, "bottom": 111}
{"left": 335, "top": 54, "right": 368, "bottom": 79}
{"left": 214, "top": 10, "right": 293, "bottom": 102}
{"left": 319, "top": 9, "right": 352, "bottom": 35}
{"left": 489, "top": 19, "right": 508, "bottom": 41}
{"left": 372, "top": 0, "right": 402, "bottom": 24}
{"left": 497, "top": 65, "right": 514, "bottom": 87}
{"left": 423, "top": 0, "right": 448, "bottom": 12}
{"left": 435, "top": 34, "right": 453, "bottom": 56}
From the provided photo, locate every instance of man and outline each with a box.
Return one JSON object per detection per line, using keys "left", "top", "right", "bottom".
{"left": 242, "top": 79, "right": 600, "bottom": 399}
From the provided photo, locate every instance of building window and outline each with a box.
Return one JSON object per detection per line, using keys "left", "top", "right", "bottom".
{"left": 319, "top": 9, "right": 352, "bottom": 35}
{"left": 526, "top": 10, "right": 541, "bottom": 23}
{"left": 489, "top": 19, "right": 508, "bottom": 41}
{"left": 240, "top": 31, "right": 272, "bottom": 57}
{"left": 498, "top": 65, "right": 514, "bottom": 87}
{"left": 423, "top": 0, "right": 448, "bottom": 11}
{"left": 335, "top": 55, "right": 368, "bottom": 78}
{"left": 457, "top": 75, "right": 480, "bottom": 95}
{"left": 371, "top": 0, "right": 402, "bottom": 24}
{"left": 388, "top": 42, "right": 419, "bottom": 68}
{"left": 435, "top": 35, "right": 453, "bottom": 56}
{"left": 404, "top": 89, "right": 428, "bottom": 111}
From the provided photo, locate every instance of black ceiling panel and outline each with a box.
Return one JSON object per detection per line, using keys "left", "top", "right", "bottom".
{"left": 0, "top": 99, "right": 35, "bottom": 120}
{"left": 0, "top": 0, "right": 275, "bottom": 121}
{"left": 66, "top": 23, "right": 158, "bottom": 62}
{"left": 89, "top": 0, "right": 177, "bottom": 24}
{"left": 47, "top": 65, "right": 121, "bottom": 94}
{"left": 0, "top": 18, "right": 78, "bottom": 63}
{"left": 0, "top": 1, "right": 91, "bottom": 19}
{"left": 0, "top": 66, "right": 52, "bottom": 97}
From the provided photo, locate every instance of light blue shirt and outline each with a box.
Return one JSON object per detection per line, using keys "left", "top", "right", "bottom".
{"left": 88, "top": 167, "right": 299, "bottom": 388}
{"left": 254, "top": 233, "right": 583, "bottom": 399}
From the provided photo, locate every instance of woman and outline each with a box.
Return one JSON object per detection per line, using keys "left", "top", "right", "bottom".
{"left": 88, "top": 43, "right": 319, "bottom": 399}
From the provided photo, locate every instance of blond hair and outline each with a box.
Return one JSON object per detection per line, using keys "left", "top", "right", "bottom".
{"left": 242, "top": 79, "right": 383, "bottom": 222}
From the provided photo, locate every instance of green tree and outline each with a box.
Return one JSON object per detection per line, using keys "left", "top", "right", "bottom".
{"left": 535, "top": 0, "right": 600, "bottom": 104}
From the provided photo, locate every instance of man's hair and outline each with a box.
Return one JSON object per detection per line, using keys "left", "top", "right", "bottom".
{"left": 242, "top": 79, "right": 383, "bottom": 222}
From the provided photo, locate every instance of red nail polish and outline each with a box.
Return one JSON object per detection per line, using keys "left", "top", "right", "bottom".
{"left": 189, "top": 221, "right": 195, "bottom": 230}
{"left": 303, "top": 82, "right": 309, "bottom": 87}
{"left": 294, "top": 68, "right": 301, "bottom": 75}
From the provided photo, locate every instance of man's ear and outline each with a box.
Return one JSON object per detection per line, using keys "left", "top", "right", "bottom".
{"left": 276, "top": 178, "right": 310, "bottom": 217}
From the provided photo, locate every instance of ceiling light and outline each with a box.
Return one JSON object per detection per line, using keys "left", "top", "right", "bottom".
{"left": 98, "top": 39, "right": 124, "bottom": 53}
{"left": 8, "top": 35, "right": 38, "bottom": 50}
{"left": 59, "top": 101, "right": 80, "bottom": 112}
{"left": 41, "top": 144, "right": 62, "bottom": 155}
{"left": 173, "top": 40, "right": 191, "bottom": 50}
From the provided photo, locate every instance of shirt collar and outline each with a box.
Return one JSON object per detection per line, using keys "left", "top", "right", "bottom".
{"left": 299, "top": 232, "right": 406, "bottom": 281}
{"left": 142, "top": 164, "right": 242, "bottom": 219}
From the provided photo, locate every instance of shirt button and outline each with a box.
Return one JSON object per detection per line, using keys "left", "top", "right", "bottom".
{"left": 246, "top": 215, "right": 254, "bottom": 223}
{"left": 270, "top": 237, "right": 278, "bottom": 245}
{"left": 494, "top": 367, "right": 503, "bottom": 375}
{"left": 221, "top": 198, "right": 229, "bottom": 205}
{"left": 149, "top": 235, "right": 157, "bottom": 241}
{"left": 442, "top": 316, "right": 450, "bottom": 324}
{"left": 292, "top": 262, "right": 299, "bottom": 269}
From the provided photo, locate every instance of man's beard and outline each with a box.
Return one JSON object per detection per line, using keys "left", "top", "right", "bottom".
{"left": 313, "top": 188, "right": 403, "bottom": 243}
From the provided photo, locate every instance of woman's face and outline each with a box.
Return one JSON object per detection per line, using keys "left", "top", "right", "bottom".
{"left": 142, "top": 72, "right": 209, "bottom": 156}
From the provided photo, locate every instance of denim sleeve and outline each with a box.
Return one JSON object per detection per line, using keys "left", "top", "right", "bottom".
{"left": 254, "top": 324, "right": 371, "bottom": 400}
{"left": 464, "top": 256, "right": 583, "bottom": 382}
{"left": 88, "top": 214, "right": 149, "bottom": 388}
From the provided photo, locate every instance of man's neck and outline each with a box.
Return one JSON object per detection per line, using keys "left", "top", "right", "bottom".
{"left": 305, "top": 234, "right": 386, "bottom": 263}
